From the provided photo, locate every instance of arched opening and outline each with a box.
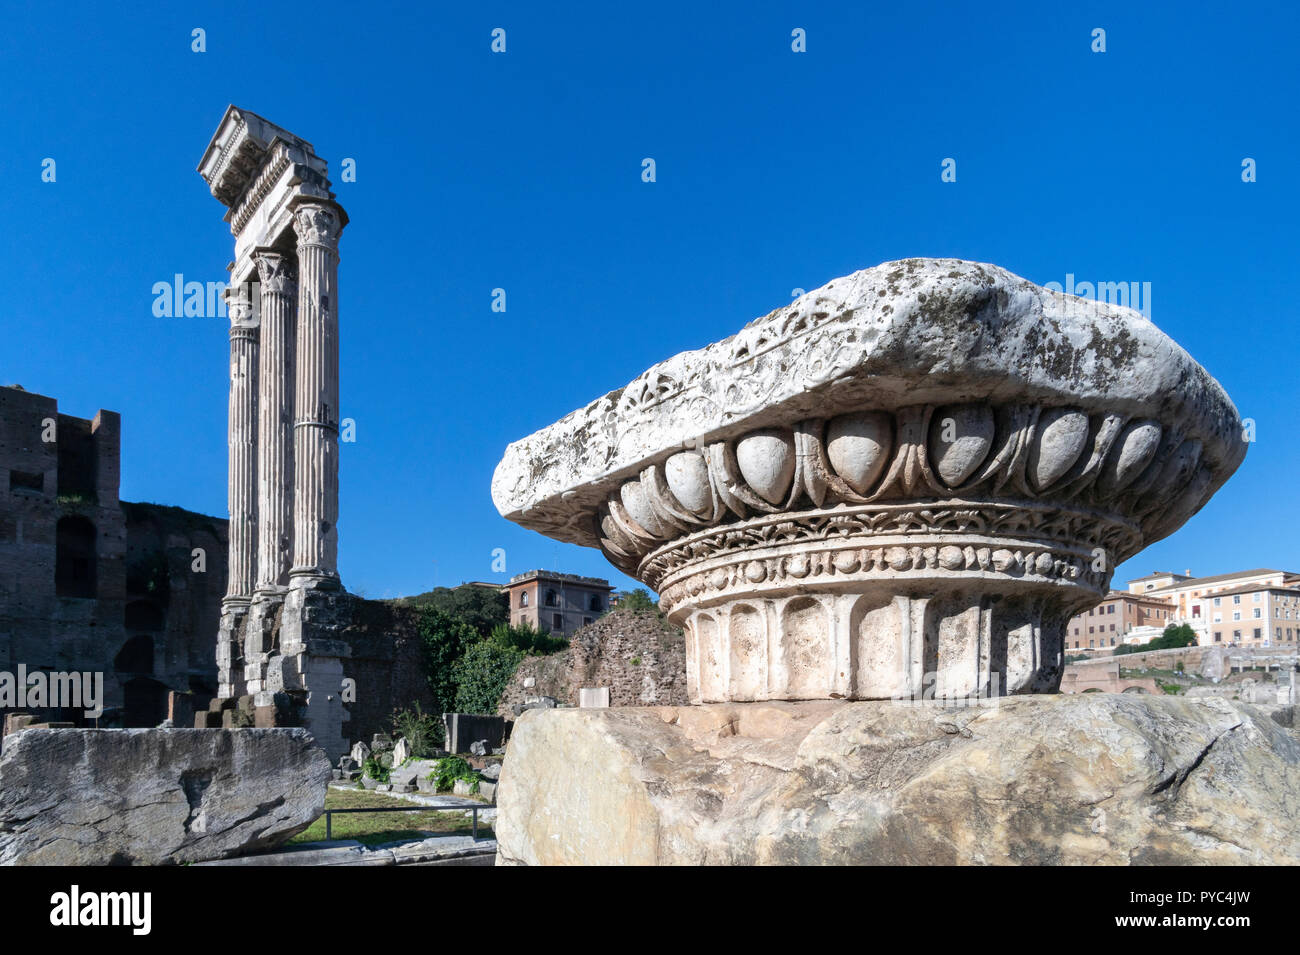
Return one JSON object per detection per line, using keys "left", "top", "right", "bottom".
{"left": 114, "top": 635, "right": 155, "bottom": 676}
{"left": 122, "top": 677, "right": 168, "bottom": 728}
{"left": 55, "top": 515, "right": 97, "bottom": 598}
{"left": 124, "top": 600, "right": 164, "bottom": 632}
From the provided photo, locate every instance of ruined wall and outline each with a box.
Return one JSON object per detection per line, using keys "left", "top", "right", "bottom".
{"left": 0, "top": 386, "right": 226, "bottom": 726}
{"left": 499, "top": 609, "right": 688, "bottom": 715}
{"left": 330, "top": 596, "right": 433, "bottom": 747}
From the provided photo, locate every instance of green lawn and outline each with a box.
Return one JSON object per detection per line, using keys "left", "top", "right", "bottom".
{"left": 289, "top": 787, "right": 493, "bottom": 847}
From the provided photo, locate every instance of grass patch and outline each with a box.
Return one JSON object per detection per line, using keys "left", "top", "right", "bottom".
{"left": 289, "top": 787, "right": 492, "bottom": 847}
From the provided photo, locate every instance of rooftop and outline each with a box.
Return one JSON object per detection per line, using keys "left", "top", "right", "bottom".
{"left": 1149, "top": 569, "right": 1292, "bottom": 593}
{"left": 506, "top": 570, "right": 613, "bottom": 590}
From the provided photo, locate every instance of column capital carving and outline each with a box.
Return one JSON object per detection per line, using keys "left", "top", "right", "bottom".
{"left": 253, "top": 250, "right": 298, "bottom": 296}
{"left": 291, "top": 203, "right": 342, "bottom": 249}
{"left": 224, "top": 284, "right": 258, "bottom": 330}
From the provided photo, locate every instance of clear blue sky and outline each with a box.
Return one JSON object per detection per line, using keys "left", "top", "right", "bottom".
{"left": 1, "top": 1, "right": 1296, "bottom": 598}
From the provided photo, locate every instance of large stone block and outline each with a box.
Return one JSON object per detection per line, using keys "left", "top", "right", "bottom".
{"left": 495, "top": 696, "right": 1300, "bottom": 865}
{"left": 0, "top": 728, "right": 330, "bottom": 865}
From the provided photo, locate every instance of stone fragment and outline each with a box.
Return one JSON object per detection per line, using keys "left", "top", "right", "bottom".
{"left": 469, "top": 740, "right": 488, "bottom": 757}
{"left": 350, "top": 740, "right": 371, "bottom": 765}
{"left": 495, "top": 697, "right": 1300, "bottom": 865}
{"left": 0, "top": 728, "right": 329, "bottom": 865}
{"left": 493, "top": 258, "right": 1247, "bottom": 703}
{"left": 392, "top": 737, "right": 412, "bottom": 765}
{"left": 579, "top": 687, "right": 611, "bottom": 708}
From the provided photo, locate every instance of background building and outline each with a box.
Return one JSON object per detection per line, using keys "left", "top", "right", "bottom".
{"left": 1066, "top": 590, "right": 1175, "bottom": 650}
{"left": 503, "top": 570, "right": 613, "bottom": 639}
{"left": 0, "top": 386, "right": 226, "bottom": 726}
{"left": 1144, "top": 569, "right": 1299, "bottom": 645}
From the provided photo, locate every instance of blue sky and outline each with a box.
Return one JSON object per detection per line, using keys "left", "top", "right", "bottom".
{"left": 1, "top": 1, "right": 1296, "bottom": 598}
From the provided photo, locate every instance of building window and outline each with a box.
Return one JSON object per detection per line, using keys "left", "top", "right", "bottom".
{"left": 589, "top": 594, "right": 603, "bottom": 612}
{"left": 1214, "top": 632, "right": 1221, "bottom": 643}
{"left": 1253, "top": 592, "right": 1261, "bottom": 602}
{"left": 1213, "top": 597, "right": 1221, "bottom": 606}
{"left": 1232, "top": 612, "right": 1240, "bottom": 621}
{"left": 8, "top": 469, "right": 43, "bottom": 493}
{"left": 1233, "top": 595, "right": 1241, "bottom": 605}
{"left": 552, "top": 613, "right": 563, "bottom": 630}
{"left": 55, "top": 515, "right": 96, "bottom": 598}
{"left": 1253, "top": 608, "right": 1261, "bottom": 618}
{"left": 1232, "top": 630, "right": 1241, "bottom": 642}
{"left": 545, "top": 589, "right": 558, "bottom": 607}
{"left": 1108, "top": 605, "right": 1115, "bottom": 614}
{"left": 1253, "top": 628, "right": 1262, "bottom": 640}
{"left": 520, "top": 591, "right": 529, "bottom": 608}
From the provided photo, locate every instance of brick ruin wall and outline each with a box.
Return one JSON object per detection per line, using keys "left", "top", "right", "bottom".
{"left": 498, "top": 609, "right": 688, "bottom": 716}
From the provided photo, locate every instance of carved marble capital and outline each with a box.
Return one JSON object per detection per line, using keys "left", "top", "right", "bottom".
{"left": 291, "top": 203, "right": 341, "bottom": 249}
{"left": 254, "top": 250, "right": 298, "bottom": 296}
{"left": 224, "top": 285, "right": 257, "bottom": 331}
{"left": 493, "top": 259, "right": 1247, "bottom": 703}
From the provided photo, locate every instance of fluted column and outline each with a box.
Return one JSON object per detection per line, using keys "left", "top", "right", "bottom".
{"left": 253, "top": 250, "right": 297, "bottom": 593}
{"left": 289, "top": 202, "right": 343, "bottom": 587}
{"left": 224, "top": 285, "right": 259, "bottom": 604}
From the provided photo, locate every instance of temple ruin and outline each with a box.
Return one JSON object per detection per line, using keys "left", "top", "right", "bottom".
{"left": 198, "top": 107, "right": 351, "bottom": 758}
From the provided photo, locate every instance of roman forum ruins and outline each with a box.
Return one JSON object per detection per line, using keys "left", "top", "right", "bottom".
{"left": 198, "top": 107, "right": 349, "bottom": 757}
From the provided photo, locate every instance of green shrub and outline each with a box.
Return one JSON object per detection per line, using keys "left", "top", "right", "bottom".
{"left": 488, "top": 622, "right": 566, "bottom": 655}
{"left": 417, "top": 607, "right": 481, "bottom": 715}
{"left": 451, "top": 641, "right": 525, "bottom": 714}
{"left": 392, "top": 702, "right": 443, "bottom": 754}
{"left": 427, "top": 756, "right": 479, "bottom": 792}
{"left": 362, "top": 755, "right": 390, "bottom": 784}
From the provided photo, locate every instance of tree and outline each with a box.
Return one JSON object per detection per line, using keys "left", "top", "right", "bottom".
{"left": 488, "top": 621, "right": 567, "bottom": 655}
{"left": 618, "top": 588, "right": 657, "bottom": 612}
{"left": 417, "top": 606, "right": 481, "bottom": 714}
{"left": 401, "top": 584, "right": 507, "bottom": 636}
{"left": 451, "top": 641, "right": 525, "bottom": 714}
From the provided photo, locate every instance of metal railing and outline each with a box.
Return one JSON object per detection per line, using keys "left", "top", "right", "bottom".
{"left": 323, "top": 802, "right": 496, "bottom": 841}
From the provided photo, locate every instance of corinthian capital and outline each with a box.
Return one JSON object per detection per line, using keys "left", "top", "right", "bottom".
{"left": 224, "top": 284, "right": 257, "bottom": 328}
{"left": 291, "top": 203, "right": 341, "bottom": 248}
{"left": 254, "top": 250, "right": 298, "bottom": 296}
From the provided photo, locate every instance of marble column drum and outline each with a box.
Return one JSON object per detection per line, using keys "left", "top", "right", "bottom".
{"left": 253, "top": 250, "right": 297, "bottom": 594}
{"left": 289, "top": 202, "right": 343, "bottom": 587}
{"left": 224, "top": 286, "right": 259, "bottom": 606}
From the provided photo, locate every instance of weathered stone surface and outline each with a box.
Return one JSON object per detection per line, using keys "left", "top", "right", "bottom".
{"left": 492, "top": 258, "right": 1247, "bottom": 704}
{"left": 495, "top": 696, "right": 1300, "bottom": 865}
{"left": 0, "top": 728, "right": 330, "bottom": 865}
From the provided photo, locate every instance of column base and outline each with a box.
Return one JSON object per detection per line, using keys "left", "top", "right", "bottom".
{"left": 288, "top": 570, "right": 343, "bottom": 592}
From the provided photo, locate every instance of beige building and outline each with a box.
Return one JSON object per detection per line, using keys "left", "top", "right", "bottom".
{"left": 503, "top": 570, "right": 613, "bottom": 640}
{"left": 1066, "top": 590, "right": 1175, "bottom": 650}
{"left": 1144, "top": 568, "right": 1299, "bottom": 645}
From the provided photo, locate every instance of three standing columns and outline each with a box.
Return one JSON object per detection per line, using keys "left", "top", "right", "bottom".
{"left": 222, "top": 200, "right": 345, "bottom": 606}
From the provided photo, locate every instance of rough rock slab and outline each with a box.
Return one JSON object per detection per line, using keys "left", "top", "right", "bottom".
{"left": 0, "top": 728, "right": 331, "bottom": 865}
{"left": 495, "top": 697, "right": 1300, "bottom": 865}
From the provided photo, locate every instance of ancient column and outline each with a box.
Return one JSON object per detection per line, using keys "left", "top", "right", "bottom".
{"left": 224, "top": 284, "right": 259, "bottom": 605}
{"left": 253, "top": 250, "right": 297, "bottom": 594}
{"left": 289, "top": 202, "right": 343, "bottom": 587}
